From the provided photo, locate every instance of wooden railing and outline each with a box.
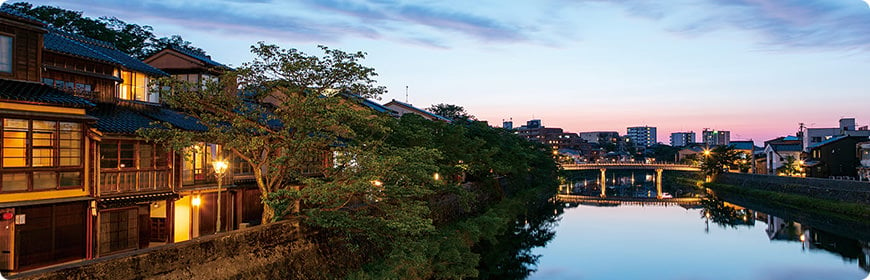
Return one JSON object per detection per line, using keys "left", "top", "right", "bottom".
{"left": 100, "top": 169, "right": 171, "bottom": 194}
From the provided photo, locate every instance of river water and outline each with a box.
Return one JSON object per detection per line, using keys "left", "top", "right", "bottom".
{"left": 494, "top": 171, "right": 870, "bottom": 280}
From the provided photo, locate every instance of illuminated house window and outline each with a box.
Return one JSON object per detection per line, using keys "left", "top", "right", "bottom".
{"left": 1, "top": 119, "right": 83, "bottom": 192}
{"left": 182, "top": 143, "right": 218, "bottom": 185}
{"left": 0, "top": 35, "right": 11, "bottom": 73}
{"left": 119, "top": 70, "right": 158, "bottom": 102}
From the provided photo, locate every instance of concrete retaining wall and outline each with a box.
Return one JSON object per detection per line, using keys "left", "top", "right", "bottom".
{"left": 10, "top": 220, "right": 358, "bottom": 280}
{"left": 716, "top": 173, "right": 870, "bottom": 204}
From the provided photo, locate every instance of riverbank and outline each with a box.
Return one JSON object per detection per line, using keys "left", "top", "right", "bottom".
{"left": 704, "top": 181, "right": 870, "bottom": 222}
{"left": 715, "top": 172, "right": 870, "bottom": 204}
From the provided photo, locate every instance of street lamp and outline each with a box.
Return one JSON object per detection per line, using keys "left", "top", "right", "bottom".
{"left": 212, "top": 159, "right": 228, "bottom": 233}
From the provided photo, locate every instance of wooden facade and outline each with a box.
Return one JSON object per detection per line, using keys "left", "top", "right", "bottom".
{"left": 0, "top": 13, "right": 42, "bottom": 82}
{"left": 42, "top": 51, "right": 117, "bottom": 103}
{"left": 0, "top": 12, "right": 95, "bottom": 273}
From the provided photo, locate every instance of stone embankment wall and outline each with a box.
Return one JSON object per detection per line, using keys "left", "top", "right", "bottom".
{"left": 11, "top": 220, "right": 358, "bottom": 280}
{"left": 716, "top": 173, "right": 870, "bottom": 204}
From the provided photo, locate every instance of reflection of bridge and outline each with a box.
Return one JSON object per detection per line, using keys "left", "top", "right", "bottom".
{"left": 556, "top": 194, "right": 702, "bottom": 206}
{"left": 560, "top": 163, "right": 700, "bottom": 172}
{"left": 560, "top": 163, "right": 701, "bottom": 199}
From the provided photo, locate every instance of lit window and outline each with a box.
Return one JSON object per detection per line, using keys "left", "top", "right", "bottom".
{"left": 0, "top": 35, "right": 11, "bottom": 73}
{"left": 1, "top": 119, "right": 84, "bottom": 192}
{"left": 119, "top": 70, "right": 156, "bottom": 102}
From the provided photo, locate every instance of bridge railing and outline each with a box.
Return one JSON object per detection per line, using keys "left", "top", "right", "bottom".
{"left": 560, "top": 162, "right": 698, "bottom": 168}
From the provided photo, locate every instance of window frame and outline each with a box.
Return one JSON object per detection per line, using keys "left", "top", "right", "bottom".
{"left": 0, "top": 34, "right": 13, "bottom": 74}
{"left": 0, "top": 119, "right": 85, "bottom": 193}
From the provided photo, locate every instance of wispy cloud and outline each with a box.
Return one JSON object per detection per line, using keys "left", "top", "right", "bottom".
{"left": 590, "top": 0, "right": 870, "bottom": 52}
{"left": 25, "top": 0, "right": 870, "bottom": 52}
{"left": 30, "top": 0, "right": 531, "bottom": 48}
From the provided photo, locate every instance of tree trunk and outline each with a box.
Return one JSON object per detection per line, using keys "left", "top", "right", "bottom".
{"left": 261, "top": 197, "right": 276, "bottom": 225}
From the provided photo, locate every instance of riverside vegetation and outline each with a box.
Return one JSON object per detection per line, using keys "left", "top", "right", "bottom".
{"left": 138, "top": 43, "right": 559, "bottom": 278}
{"left": 11, "top": 4, "right": 562, "bottom": 277}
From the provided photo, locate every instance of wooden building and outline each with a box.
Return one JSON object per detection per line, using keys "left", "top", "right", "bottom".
{"left": 0, "top": 10, "right": 97, "bottom": 272}
{"left": 144, "top": 46, "right": 264, "bottom": 238}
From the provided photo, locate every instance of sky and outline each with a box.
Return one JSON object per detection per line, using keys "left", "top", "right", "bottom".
{"left": 17, "top": 0, "right": 870, "bottom": 144}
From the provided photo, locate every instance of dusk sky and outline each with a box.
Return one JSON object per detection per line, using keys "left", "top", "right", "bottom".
{"left": 22, "top": 0, "right": 870, "bottom": 144}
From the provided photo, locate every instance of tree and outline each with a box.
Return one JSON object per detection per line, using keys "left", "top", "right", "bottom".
{"left": 776, "top": 155, "right": 801, "bottom": 176}
{"left": 3, "top": 2, "right": 204, "bottom": 59}
{"left": 140, "top": 43, "right": 387, "bottom": 223}
{"left": 426, "top": 103, "right": 475, "bottom": 121}
{"left": 700, "top": 145, "right": 742, "bottom": 177}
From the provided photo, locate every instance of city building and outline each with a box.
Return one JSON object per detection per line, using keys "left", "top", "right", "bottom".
{"left": 626, "top": 126, "right": 657, "bottom": 148}
{"left": 579, "top": 131, "right": 620, "bottom": 146}
{"left": 702, "top": 129, "right": 730, "bottom": 146}
{"left": 763, "top": 136, "right": 802, "bottom": 175}
{"left": 669, "top": 131, "right": 696, "bottom": 147}
{"left": 804, "top": 136, "right": 868, "bottom": 179}
{"left": 502, "top": 119, "right": 513, "bottom": 130}
{"left": 801, "top": 118, "right": 870, "bottom": 152}
{"left": 383, "top": 100, "right": 452, "bottom": 122}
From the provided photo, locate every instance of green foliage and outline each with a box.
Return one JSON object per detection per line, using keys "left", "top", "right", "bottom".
{"left": 4, "top": 2, "right": 204, "bottom": 58}
{"left": 263, "top": 189, "right": 301, "bottom": 222}
{"left": 426, "top": 103, "right": 475, "bottom": 121}
{"left": 139, "top": 43, "right": 387, "bottom": 223}
{"left": 776, "top": 155, "right": 801, "bottom": 176}
{"left": 700, "top": 145, "right": 742, "bottom": 176}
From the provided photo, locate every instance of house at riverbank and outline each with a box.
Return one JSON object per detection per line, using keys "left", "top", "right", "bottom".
{"left": 805, "top": 135, "right": 868, "bottom": 179}
{"left": 0, "top": 9, "right": 97, "bottom": 272}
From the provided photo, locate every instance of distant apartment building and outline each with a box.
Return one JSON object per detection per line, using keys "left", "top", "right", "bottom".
{"left": 626, "top": 126, "right": 657, "bottom": 148}
{"left": 801, "top": 118, "right": 870, "bottom": 152}
{"left": 579, "top": 131, "right": 620, "bottom": 145}
{"left": 502, "top": 119, "right": 513, "bottom": 130}
{"left": 670, "top": 131, "right": 696, "bottom": 147}
{"left": 702, "top": 129, "right": 730, "bottom": 146}
{"left": 516, "top": 119, "right": 584, "bottom": 151}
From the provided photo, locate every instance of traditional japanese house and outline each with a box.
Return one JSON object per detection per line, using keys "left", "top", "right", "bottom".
{"left": 0, "top": 10, "right": 97, "bottom": 272}
{"left": 40, "top": 27, "right": 200, "bottom": 257}
{"left": 144, "top": 46, "right": 264, "bottom": 237}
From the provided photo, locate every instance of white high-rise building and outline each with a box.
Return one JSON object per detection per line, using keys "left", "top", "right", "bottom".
{"left": 627, "top": 126, "right": 657, "bottom": 148}
{"left": 670, "top": 132, "right": 696, "bottom": 147}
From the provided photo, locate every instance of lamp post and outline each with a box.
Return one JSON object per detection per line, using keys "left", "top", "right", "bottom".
{"left": 212, "top": 159, "right": 228, "bottom": 233}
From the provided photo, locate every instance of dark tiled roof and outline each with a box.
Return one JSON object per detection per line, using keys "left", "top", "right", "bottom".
{"left": 170, "top": 45, "right": 230, "bottom": 69}
{"left": 45, "top": 28, "right": 168, "bottom": 77}
{"left": 88, "top": 101, "right": 205, "bottom": 134}
{"left": 770, "top": 144, "right": 802, "bottom": 152}
{"left": 385, "top": 99, "right": 452, "bottom": 122}
{"left": 341, "top": 93, "right": 397, "bottom": 116}
{"left": 44, "top": 32, "right": 120, "bottom": 65}
{"left": 0, "top": 6, "right": 47, "bottom": 26}
{"left": 729, "top": 141, "right": 755, "bottom": 151}
{"left": 0, "top": 78, "right": 94, "bottom": 108}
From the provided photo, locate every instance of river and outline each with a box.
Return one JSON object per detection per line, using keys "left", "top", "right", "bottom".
{"left": 478, "top": 171, "right": 870, "bottom": 280}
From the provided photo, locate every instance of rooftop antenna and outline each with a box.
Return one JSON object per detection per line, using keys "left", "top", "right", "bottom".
{"left": 405, "top": 85, "right": 409, "bottom": 103}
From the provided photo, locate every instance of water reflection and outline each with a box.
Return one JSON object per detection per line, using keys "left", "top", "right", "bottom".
{"left": 473, "top": 196, "right": 563, "bottom": 279}
{"left": 701, "top": 196, "right": 870, "bottom": 273}
{"left": 524, "top": 170, "right": 870, "bottom": 279}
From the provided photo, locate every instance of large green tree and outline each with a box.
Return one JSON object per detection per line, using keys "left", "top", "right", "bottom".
{"left": 4, "top": 2, "right": 205, "bottom": 58}
{"left": 700, "top": 145, "right": 742, "bottom": 176}
{"left": 141, "top": 43, "right": 387, "bottom": 223}
{"left": 426, "top": 103, "right": 475, "bottom": 121}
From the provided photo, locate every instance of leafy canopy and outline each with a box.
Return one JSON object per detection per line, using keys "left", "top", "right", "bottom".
{"left": 4, "top": 2, "right": 205, "bottom": 59}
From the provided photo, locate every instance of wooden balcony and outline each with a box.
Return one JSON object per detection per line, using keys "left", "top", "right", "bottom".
{"left": 100, "top": 169, "right": 171, "bottom": 195}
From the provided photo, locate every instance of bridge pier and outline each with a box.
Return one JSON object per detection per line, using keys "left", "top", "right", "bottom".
{"left": 600, "top": 168, "right": 607, "bottom": 197}
{"left": 655, "top": 168, "right": 663, "bottom": 199}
